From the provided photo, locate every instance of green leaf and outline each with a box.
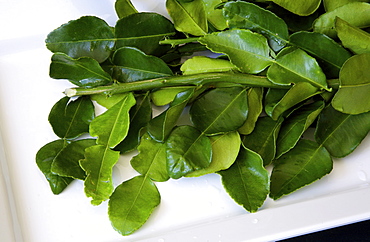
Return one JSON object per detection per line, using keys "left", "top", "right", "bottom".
{"left": 315, "top": 105, "right": 370, "bottom": 158}
{"left": 45, "top": 16, "right": 115, "bottom": 63}
{"left": 111, "top": 47, "right": 173, "bottom": 82}
{"left": 90, "top": 93, "right": 136, "bottom": 148}
{"left": 131, "top": 133, "right": 169, "bottom": 182}
{"left": 80, "top": 145, "right": 120, "bottom": 205}
{"left": 91, "top": 93, "right": 130, "bottom": 109}
{"left": 219, "top": 144, "right": 269, "bottom": 213}
{"left": 181, "top": 56, "right": 237, "bottom": 75}
{"left": 271, "top": 0, "right": 322, "bottom": 16}
{"left": 324, "top": 0, "right": 369, "bottom": 12}
{"left": 115, "top": 12, "right": 176, "bottom": 55}
{"left": 166, "top": 125, "right": 212, "bottom": 179}
{"left": 199, "top": 29, "right": 273, "bottom": 74}
{"left": 166, "top": 0, "right": 208, "bottom": 36}
{"left": 313, "top": 2, "right": 370, "bottom": 38}
{"left": 36, "top": 140, "right": 73, "bottom": 194}
{"left": 190, "top": 86, "right": 249, "bottom": 135}
{"left": 108, "top": 175, "right": 160, "bottom": 236}
{"left": 186, "top": 131, "right": 241, "bottom": 177}
{"left": 50, "top": 53, "right": 113, "bottom": 87}
{"left": 48, "top": 96, "right": 94, "bottom": 139}
{"left": 148, "top": 88, "right": 195, "bottom": 142}
{"left": 203, "top": 0, "right": 228, "bottom": 30}
{"left": 265, "top": 82, "right": 322, "bottom": 120}
{"left": 243, "top": 116, "right": 283, "bottom": 166}
{"left": 270, "top": 139, "right": 333, "bottom": 200}
{"left": 238, "top": 87, "right": 264, "bottom": 135}
{"left": 276, "top": 100, "right": 325, "bottom": 158}
{"left": 267, "top": 47, "right": 329, "bottom": 91}
{"left": 223, "top": 1, "right": 289, "bottom": 52}
{"left": 332, "top": 53, "right": 370, "bottom": 114}
{"left": 151, "top": 86, "right": 195, "bottom": 106}
{"left": 336, "top": 17, "right": 370, "bottom": 55}
{"left": 51, "top": 139, "right": 96, "bottom": 180}
{"left": 289, "top": 31, "right": 352, "bottom": 78}
{"left": 115, "top": 0, "right": 138, "bottom": 19}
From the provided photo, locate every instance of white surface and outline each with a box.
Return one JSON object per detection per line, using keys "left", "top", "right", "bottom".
{"left": 1, "top": 0, "right": 370, "bottom": 241}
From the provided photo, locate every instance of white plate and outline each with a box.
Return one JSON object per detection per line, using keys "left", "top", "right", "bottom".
{"left": 1, "top": 1, "right": 370, "bottom": 241}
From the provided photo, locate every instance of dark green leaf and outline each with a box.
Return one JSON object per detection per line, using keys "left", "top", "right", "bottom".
{"left": 219, "top": 144, "right": 269, "bottom": 213}
{"left": 46, "top": 16, "right": 115, "bottom": 63}
{"left": 115, "top": 0, "right": 138, "bottom": 19}
{"left": 108, "top": 175, "right": 160, "bottom": 236}
{"left": 166, "top": 125, "right": 212, "bottom": 179}
{"left": 48, "top": 96, "right": 94, "bottom": 139}
{"left": 36, "top": 140, "right": 73, "bottom": 194}
{"left": 270, "top": 139, "right": 333, "bottom": 200}
{"left": 238, "top": 87, "right": 264, "bottom": 135}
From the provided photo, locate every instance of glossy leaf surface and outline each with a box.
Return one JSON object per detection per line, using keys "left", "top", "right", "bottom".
{"left": 166, "top": 125, "right": 212, "bottom": 179}
{"left": 50, "top": 53, "right": 113, "bottom": 87}
{"left": 315, "top": 105, "right": 370, "bottom": 158}
{"left": 219, "top": 144, "right": 269, "bottom": 213}
{"left": 115, "top": 0, "right": 137, "bottom": 19}
{"left": 238, "top": 87, "right": 263, "bottom": 135}
{"left": 223, "top": 1, "right": 289, "bottom": 51}
{"left": 270, "top": 139, "right": 333, "bottom": 200}
{"left": 332, "top": 53, "right": 370, "bottom": 114}
{"left": 181, "top": 56, "right": 237, "bottom": 75}
{"left": 271, "top": 0, "right": 322, "bottom": 16}
{"left": 190, "top": 87, "right": 248, "bottom": 135}
{"left": 108, "top": 175, "right": 160, "bottom": 236}
{"left": 49, "top": 96, "right": 94, "bottom": 139}
{"left": 46, "top": 16, "right": 115, "bottom": 63}
{"left": 199, "top": 29, "right": 273, "bottom": 74}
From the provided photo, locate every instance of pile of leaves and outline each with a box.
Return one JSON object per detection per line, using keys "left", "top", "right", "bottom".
{"left": 36, "top": 0, "right": 370, "bottom": 236}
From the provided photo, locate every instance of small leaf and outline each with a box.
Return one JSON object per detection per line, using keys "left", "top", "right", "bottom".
{"left": 46, "top": 16, "right": 115, "bottom": 63}
{"left": 36, "top": 140, "right": 73, "bottom": 194}
{"left": 51, "top": 139, "right": 96, "bottom": 180}
{"left": 151, "top": 86, "right": 195, "bottom": 106}
{"left": 80, "top": 145, "right": 120, "bottom": 205}
{"left": 166, "top": 125, "right": 212, "bottom": 179}
{"left": 199, "top": 29, "right": 273, "bottom": 74}
{"left": 166, "top": 0, "right": 208, "bottom": 36}
{"left": 115, "top": 0, "right": 138, "bottom": 19}
{"left": 332, "top": 53, "right": 370, "bottom": 114}
{"left": 270, "top": 139, "right": 333, "bottom": 200}
{"left": 238, "top": 87, "right": 264, "bottom": 135}
{"left": 271, "top": 0, "right": 322, "bottom": 16}
{"left": 315, "top": 105, "right": 370, "bottom": 158}
{"left": 324, "top": 0, "right": 369, "bottom": 12}
{"left": 181, "top": 56, "right": 237, "bottom": 75}
{"left": 108, "top": 175, "right": 160, "bottom": 236}
{"left": 90, "top": 93, "right": 136, "bottom": 148}
{"left": 48, "top": 96, "right": 94, "bottom": 139}
{"left": 50, "top": 53, "right": 113, "bottom": 87}
{"left": 203, "top": 0, "right": 228, "bottom": 30}
{"left": 219, "top": 144, "right": 269, "bottom": 213}
{"left": 131, "top": 133, "right": 169, "bottom": 182}
{"left": 190, "top": 86, "right": 249, "bottom": 135}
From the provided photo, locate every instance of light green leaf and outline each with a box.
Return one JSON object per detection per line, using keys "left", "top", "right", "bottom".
{"left": 181, "top": 56, "right": 237, "bottom": 75}
{"left": 271, "top": 0, "right": 322, "bottom": 16}
{"left": 199, "top": 29, "right": 273, "bottom": 74}
{"left": 238, "top": 87, "right": 264, "bottom": 135}
{"left": 115, "top": 0, "right": 138, "bottom": 19}
{"left": 324, "top": 0, "right": 369, "bottom": 12}
{"left": 203, "top": 0, "right": 228, "bottom": 30}
{"left": 151, "top": 86, "right": 195, "bottom": 106}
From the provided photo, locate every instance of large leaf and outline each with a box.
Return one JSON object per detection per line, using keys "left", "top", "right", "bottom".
{"left": 46, "top": 16, "right": 115, "bottom": 63}
{"left": 90, "top": 93, "right": 136, "bottom": 148}
{"left": 115, "top": 12, "right": 176, "bottom": 55}
{"left": 190, "top": 86, "right": 249, "bottom": 135}
{"left": 115, "top": 0, "right": 137, "bottom": 19}
{"left": 166, "top": 0, "right": 208, "bottom": 36}
{"left": 336, "top": 17, "right": 370, "bottom": 55}
{"left": 111, "top": 47, "right": 173, "bottom": 83}
{"left": 80, "top": 145, "right": 120, "bottom": 205}
{"left": 238, "top": 87, "right": 264, "bottom": 135}
{"left": 199, "top": 29, "right": 273, "bottom": 74}
{"left": 51, "top": 139, "right": 96, "bottom": 180}
{"left": 108, "top": 175, "right": 160, "bottom": 236}
{"left": 332, "top": 53, "right": 370, "bottom": 114}
{"left": 49, "top": 53, "right": 113, "bottom": 87}
{"left": 186, "top": 131, "right": 241, "bottom": 177}
{"left": 313, "top": 2, "right": 370, "bottom": 38}
{"left": 289, "top": 31, "right": 352, "bottom": 78}
{"left": 166, "top": 125, "right": 212, "bottom": 179}
{"left": 242, "top": 116, "right": 283, "bottom": 166}
{"left": 218, "top": 144, "right": 269, "bottom": 213}
{"left": 271, "top": 0, "right": 322, "bottom": 16}
{"left": 315, "top": 105, "right": 370, "bottom": 158}
{"left": 181, "top": 56, "right": 237, "bottom": 75}
{"left": 48, "top": 96, "right": 94, "bottom": 139}
{"left": 267, "top": 47, "right": 330, "bottom": 91}
{"left": 270, "top": 139, "right": 333, "bottom": 200}
{"left": 130, "top": 133, "right": 169, "bottom": 182}
{"left": 223, "top": 1, "right": 289, "bottom": 52}
{"left": 36, "top": 140, "right": 73, "bottom": 195}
